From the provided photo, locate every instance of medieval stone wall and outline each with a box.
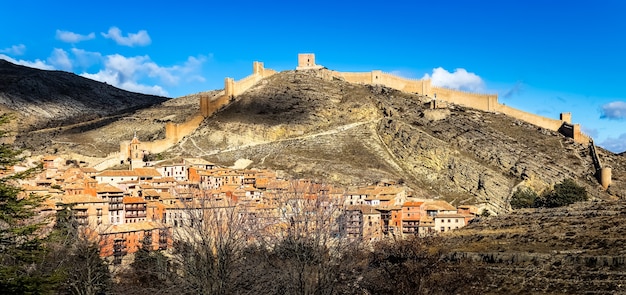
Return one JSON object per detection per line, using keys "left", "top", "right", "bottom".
{"left": 327, "top": 64, "right": 589, "bottom": 143}
{"left": 497, "top": 104, "right": 565, "bottom": 131}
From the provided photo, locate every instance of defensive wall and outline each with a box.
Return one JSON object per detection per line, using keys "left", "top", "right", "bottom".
{"left": 300, "top": 54, "right": 608, "bottom": 188}
{"left": 117, "top": 114, "right": 205, "bottom": 163}
{"left": 322, "top": 59, "right": 588, "bottom": 144}
{"left": 200, "top": 61, "right": 276, "bottom": 117}
{"left": 590, "top": 140, "right": 612, "bottom": 189}
{"left": 99, "top": 53, "right": 610, "bottom": 189}
{"left": 103, "top": 61, "right": 278, "bottom": 171}
{"left": 93, "top": 152, "right": 122, "bottom": 171}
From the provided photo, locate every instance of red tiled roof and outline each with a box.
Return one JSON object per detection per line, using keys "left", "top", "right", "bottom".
{"left": 123, "top": 196, "right": 146, "bottom": 204}
{"left": 97, "top": 184, "right": 124, "bottom": 193}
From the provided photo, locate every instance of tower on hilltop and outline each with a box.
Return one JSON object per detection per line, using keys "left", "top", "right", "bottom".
{"left": 296, "top": 53, "right": 323, "bottom": 70}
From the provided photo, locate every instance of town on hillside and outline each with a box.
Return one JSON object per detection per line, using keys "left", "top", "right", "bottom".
{"left": 17, "top": 135, "right": 479, "bottom": 261}
{"left": 8, "top": 53, "right": 609, "bottom": 264}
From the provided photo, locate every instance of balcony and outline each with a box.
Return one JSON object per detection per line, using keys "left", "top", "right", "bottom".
{"left": 125, "top": 212, "right": 147, "bottom": 219}
{"left": 109, "top": 204, "right": 124, "bottom": 210}
{"left": 77, "top": 217, "right": 89, "bottom": 225}
{"left": 126, "top": 207, "right": 147, "bottom": 212}
{"left": 126, "top": 204, "right": 147, "bottom": 211}
{"left": 402, "top": 227, "right": 417, "bottom": 234}
{"left": 74, "top": 210, "right": 88, "bottom": 217}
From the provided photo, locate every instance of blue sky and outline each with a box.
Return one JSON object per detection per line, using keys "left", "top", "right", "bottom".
{"left": 2, "top": 0, "right": 626, "bottom": 152}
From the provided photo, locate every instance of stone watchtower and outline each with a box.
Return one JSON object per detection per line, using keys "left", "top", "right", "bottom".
{"left": 296, "top": 53, "right": 323, "bottom": 70}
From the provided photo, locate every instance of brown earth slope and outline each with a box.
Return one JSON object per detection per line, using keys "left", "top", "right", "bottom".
{"left": 0, "top": 59, "right": 169, "bottom": 150}
{"left": 164, "top": 69, "right": 624, "bottom": 212}
{"left": 445, "top": 200, "right": 626, "bottom": 294}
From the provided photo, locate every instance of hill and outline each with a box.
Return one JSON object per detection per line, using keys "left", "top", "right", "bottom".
{"left": 164, "top": 69, "right": 624, "bottom": 212}
{"left": 0, "top": 59, "right": 168, "bottom": 146}
{"left": 9, "top": 64, "right": 624, "bottom": 212}
{"left": 444, "top": 200, "right": 626, "bottom": 294}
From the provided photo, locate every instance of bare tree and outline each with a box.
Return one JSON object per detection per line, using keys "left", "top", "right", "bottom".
{"left": 359, "top": 236, "right": 483, "bottom": 295}
{"left": 44, "top": 206, "right": 112, "bottom": 295}
{"left": 240, "top": 180, "right": 363, "bottom": 295}
{"left": 168, "top": 191, "right": 250, "bottom": 295}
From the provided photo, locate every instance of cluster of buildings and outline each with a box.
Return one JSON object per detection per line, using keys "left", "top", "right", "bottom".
{"left": 20, "top": 145, "right": 479, "bottom": 261}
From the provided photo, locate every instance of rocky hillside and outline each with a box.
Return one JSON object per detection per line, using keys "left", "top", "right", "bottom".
{"left": 12, "top": 66, "right": 624, "bottom": 211}
{"left": 0, "top": 59, "right": 168, "bottom": 133}
{"left": 444, "top": 200, "right": 626, "bottom": 294}
{"left": 165, "top": 69, "right": 624, "bottom": 212}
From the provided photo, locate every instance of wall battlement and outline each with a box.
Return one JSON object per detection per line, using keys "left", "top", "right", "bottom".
{"left": 102, "top": 53, "right": 608, "bottom": 189}
{"left": 201, "top": 61, "right": 276, "bottom": 117}
{"left": 308, "top": 53, "right": 587, "bottom": 145}
{"left": 298, "top": 53, "right": 606, "bottom": 189}
{"left": 590, "top": 140, "right": 612, "bottom": 189}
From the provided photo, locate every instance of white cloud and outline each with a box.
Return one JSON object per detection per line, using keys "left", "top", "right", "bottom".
{"left": 79, "top": 53, "right": 208, "bottom": 97}
{"left": 0, "top": 44, "right": 26, "bottom": 56}
{"left": 48, "top": 48, "right": 72, "bottom": 71}
{"left": 600, "top": 133, "right": 626, "bottom": 153}
{"left": 600, "top": 101, "right": 626, "bottom": 120}
{"left": 70, "top": 48, "right": 103, "bottom": 69}
{"left": 423, "top": 67, "right": 485, "bottom": 92}
{"left": 82, "top": 69, "right": 168, "bottom": 96}
{"left": 101, "top": 27, "right": 151, "bottom": 47}
{"left": 0, "top": 54, "right": 54, "bottom": 70}
{"left": 56, "top": 30, "right": 95, "bottom": 43}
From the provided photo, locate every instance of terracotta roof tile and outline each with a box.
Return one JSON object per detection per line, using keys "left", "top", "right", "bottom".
{"left": 123, "top": 196, "right": 146, "bottom": 204}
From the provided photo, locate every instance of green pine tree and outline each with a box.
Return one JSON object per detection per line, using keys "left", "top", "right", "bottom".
{"left": 0, "top": 113, "right": 54, "bottom": 293}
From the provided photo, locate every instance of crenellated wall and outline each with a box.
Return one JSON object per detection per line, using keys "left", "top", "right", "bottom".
{"left": 326, "top": 61, "right": 590, "bottom": 145}
{"left": 558, "top": 123, "right": 590, "bottom": 144}
{"left": 590, "top": 140, "right": 612, "bottom": 189}
{"left": 496, "top": 105, "right": 564, "bottom": 131}
{"left": 309, "top": 53, "right": 607, "bottom": 188}
{"left": 431, "top": 86, "right": 497, "bottom": 111}
{"left": 200, "top": 61, "right": 276, "bottom": 117}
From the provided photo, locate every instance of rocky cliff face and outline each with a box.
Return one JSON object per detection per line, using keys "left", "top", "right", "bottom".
{"left": 166, "top": 69, "right": 623, "bottom": 212}
{"left": 0, "top": 59, "right": 168, "bottom": 132}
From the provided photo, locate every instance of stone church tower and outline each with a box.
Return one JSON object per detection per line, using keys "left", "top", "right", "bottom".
{"left": 128, "top": 133, "right": 145, "bottom": 170}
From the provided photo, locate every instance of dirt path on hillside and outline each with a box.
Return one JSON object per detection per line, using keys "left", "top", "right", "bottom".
{"left": 192, "top": 119, "right": 381, "bottom": 157}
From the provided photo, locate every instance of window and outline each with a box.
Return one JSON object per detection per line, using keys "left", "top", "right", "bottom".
{"left": 455, "top": 219, "right": 459, "bottom": 223}
{"left": 440, "top": 227, "right": 445, "bottom": 232}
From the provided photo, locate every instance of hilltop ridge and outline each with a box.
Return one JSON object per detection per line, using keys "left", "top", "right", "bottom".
{"left": 0, "top": 59, "right": 168, "bottom": 133}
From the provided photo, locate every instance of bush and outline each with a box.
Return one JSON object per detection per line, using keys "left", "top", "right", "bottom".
{"left": 510, "top": 188, "right": 538, "bottom": 209}
{"left": 534, "top": 178, "right": 588, "bottom": 208}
